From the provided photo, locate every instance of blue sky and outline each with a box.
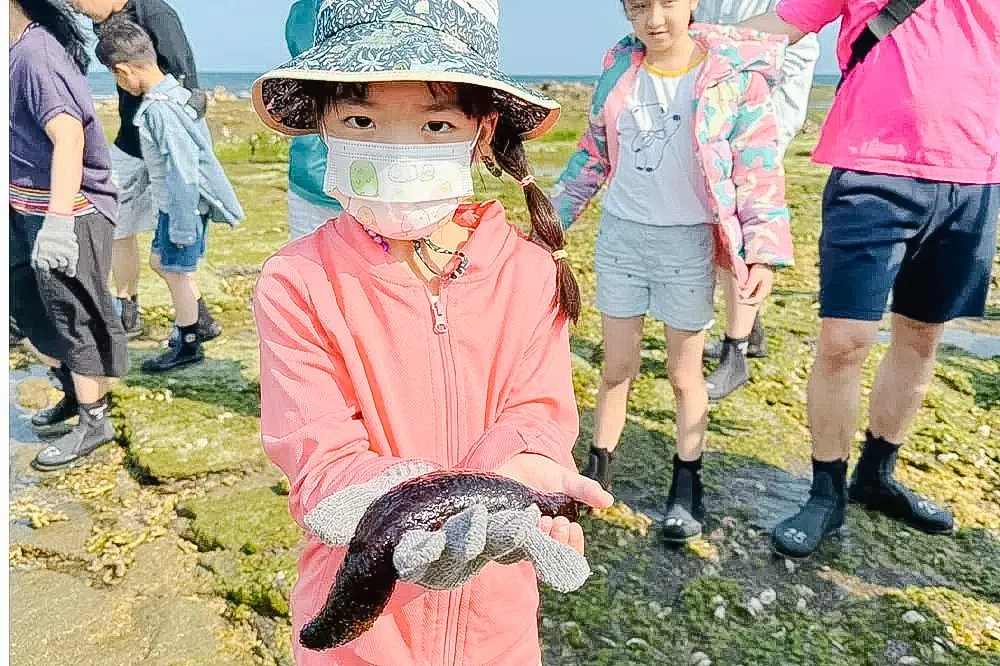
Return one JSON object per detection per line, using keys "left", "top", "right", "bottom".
{"left": 154, "top": 0, "right": 841, "bottom": 76}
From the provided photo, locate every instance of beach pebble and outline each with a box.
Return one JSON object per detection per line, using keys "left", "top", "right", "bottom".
{"left": 796, "top": 598, "right": 808, "bottom": 612}
{"left": 714, "top": 606, "right": 726, "bottom": 621}
{"left": 710, "top": 595, "right": 725, "bottom": 607}
{"left": 899, "top": 657, "right": 920, "bottom": 665}
{"left": 772, "top": 628, "right": 787, "bottom": 640}
{"left": 759, "top": 588, "right": 777, "bottom": 605}
{"left": 794, "top": 584, "right": 816, "bottom": 598}
{"left": 978, "top": 425, "right": 991, "bottom": 438}
{"left": 690, "top": 651, "right": 712, "bottom": 666}
{"left": 903, "top": 611, "right": 927, "bottom": 625}
{"left": 785, "top": 558, "right": 797, "bottom": 574}
{"left": 626, "top": 638, "right": 649, "bottom": 650}
{"left": 747, "top": 598, "right": 765, "bottom": 616}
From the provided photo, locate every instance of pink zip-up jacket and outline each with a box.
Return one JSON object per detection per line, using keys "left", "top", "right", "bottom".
{"left": 551, "top": 25, "right": 795, "bottom": 287}
{"left": 254, "top": 200, "right": 578, "bottom": 666}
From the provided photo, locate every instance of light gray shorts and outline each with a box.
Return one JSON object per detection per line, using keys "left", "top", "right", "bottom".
{"left": 110, "top": 145, "right": 156, "bottom": 240}
{"left": 594, "top": 212, "right": 715, "bottom": 332}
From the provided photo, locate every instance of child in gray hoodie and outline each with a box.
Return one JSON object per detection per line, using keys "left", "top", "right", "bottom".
{"left": 96, "top": 17, "right": 244, "bottom": 373}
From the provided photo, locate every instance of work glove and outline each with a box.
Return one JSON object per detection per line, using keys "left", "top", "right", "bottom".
{"left": 32, "top": 213, "right": 79, "bottom": 278}
{"left": 304, "top": 461, "right": 437, "bottom": 546}
{"left": 304, "top": 463, "right": 591, "bottom": 593}
{"left": 187, "top": 89, "right": 208, "bottom": 119}
{"left": 393, "top": 502, "right": 591, "bottom": 593}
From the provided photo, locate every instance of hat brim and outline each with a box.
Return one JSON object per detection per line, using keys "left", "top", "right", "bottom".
{"left": 252, "top": 21, "right": 560, "bottom": 141}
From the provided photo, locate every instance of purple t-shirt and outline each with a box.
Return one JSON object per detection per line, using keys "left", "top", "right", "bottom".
{"left": 9, "top": 25, "right": 117, "bottom": 222}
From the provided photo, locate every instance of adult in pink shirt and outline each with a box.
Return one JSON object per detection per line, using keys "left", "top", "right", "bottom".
{"left": 743, "top": 0, "right": 1000, "bottom": 559}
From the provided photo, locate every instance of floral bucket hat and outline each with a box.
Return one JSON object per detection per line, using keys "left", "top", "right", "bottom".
{"left": 252, "top": 0, "right": 561, "bottom": 140}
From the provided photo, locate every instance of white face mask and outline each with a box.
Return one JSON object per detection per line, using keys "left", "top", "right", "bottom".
{"left": 322, "top": 131, "right": 479, "bottom": 240}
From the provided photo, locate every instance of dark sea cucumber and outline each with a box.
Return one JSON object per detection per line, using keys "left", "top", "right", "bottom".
{"left": 300, "top": 470, "right": 579, "bottom": 651}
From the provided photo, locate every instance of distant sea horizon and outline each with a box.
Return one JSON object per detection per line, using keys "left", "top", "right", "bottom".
{"left": 87, "top": 70, "right": 842, "bottom": 100}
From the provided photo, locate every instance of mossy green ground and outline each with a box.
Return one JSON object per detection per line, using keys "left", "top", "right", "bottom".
{"left": 9, "top": 89, "right": 1000, "bottom": 665}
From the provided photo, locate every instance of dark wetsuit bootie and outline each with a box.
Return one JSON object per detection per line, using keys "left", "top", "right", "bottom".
{"left": 849, "top": 431, "right": 954, "bottom": 534}
{"left": 662, "top": 455, "right": 704, "bottom": 544}
{"left": 771, "top": 458, "right": 847, "bottom": 559}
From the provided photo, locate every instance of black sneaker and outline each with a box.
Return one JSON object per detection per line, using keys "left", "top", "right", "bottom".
{"left": 705, "top": 314, "right": 768, "bottom": 360}
{"left": 31, "top": 399, "right": 115, "bottom": 470}
{"left": 662, "top": 455, "right": 704, "bottom": 544}
{"left": 706, "top": 337, "right": 750, "bottom": 401}
{"left": 848, "top": 431, "right": 954, "bottom": 535}
{"left": 31, "top": 364, "right": 78, "bottom": 428}
{"left": 117, "top": 296, "right": 144, "bottom": 339}
{"left": 583, "top": 446, "right": 614, "bottom": 491}
{"left": 771, "top": 459, "right": 847, "bottom": 559}
{"left": 143, "top": 327, "right": 203, "bottom": 373}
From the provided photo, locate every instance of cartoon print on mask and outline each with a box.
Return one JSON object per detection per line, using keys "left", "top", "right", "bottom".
{"left": 419, "top": 165, "right": 435, "bottom": 182}
{"left": 626, "top": 104, "right": 682, "bottom": 173}
{"left": 350, "top": 160, "right": 379, "bottom": 196}
{"left": 355, "top": 205, "right": 377, "bottom": 228}
{"left": 387, "top": 163, "right": 422, "bottom": 184}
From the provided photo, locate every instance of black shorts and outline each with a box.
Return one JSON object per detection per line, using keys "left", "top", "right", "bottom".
{"left": 9, "top": 208, "right": 129, "bottom": 377}
{"left": 819, "top": 169, "right": 1000, "bottom": 324}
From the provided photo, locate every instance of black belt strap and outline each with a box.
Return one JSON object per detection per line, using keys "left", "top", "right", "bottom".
{"left": 837, "top": 0, "right": 927, "bottom": 91}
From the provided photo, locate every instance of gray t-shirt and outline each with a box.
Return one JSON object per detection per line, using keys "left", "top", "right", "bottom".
{"left": 9, "top": 25, "right": 117, "bottom": 223}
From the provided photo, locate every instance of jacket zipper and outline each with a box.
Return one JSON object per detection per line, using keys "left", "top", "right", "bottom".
{"left": 429, "top": 289, "right": 464, "bottom": 666}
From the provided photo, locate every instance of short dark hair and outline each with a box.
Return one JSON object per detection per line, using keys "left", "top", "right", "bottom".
{"left": 94, "top": 16, "right": 158, "bottom": 68}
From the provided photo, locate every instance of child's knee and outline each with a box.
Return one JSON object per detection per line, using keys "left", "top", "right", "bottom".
{"left": 668, "top": 366, "right": 706, "bottom": 396}
{"left": 602, "top": 355, "right": 641, "bottom": 386}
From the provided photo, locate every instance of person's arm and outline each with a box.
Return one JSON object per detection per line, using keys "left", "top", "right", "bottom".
{"left": 254, "top": 256, "right": 441, "bottom": 530}
{"left": 143, "top": 7, "right": 199, "bottom": 89}
{"left": 142, "top": 6, "right": 206, "bottom": 116}
{"left": 740, "top": 11, "right": 809, "bottom": 42}
{"left": 43, "top": 114, "right": 85, "bottom": 216}
{"left": 743, "top": 0, "right": 845, "bottom": 42}
{"left": 549, "top": 108, "right": 612, "bottom": 231}
{"left": 771, "top": 34, "right": 820, "bottom": 154}
{"left": 143, "top": 105, "right": 202, "bottom": 246}
{"left": 729, "top": 73, "right": 794, "bottom": 276}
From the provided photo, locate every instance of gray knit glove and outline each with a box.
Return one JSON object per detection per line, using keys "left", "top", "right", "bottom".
{"left": 393, "top": 503, "right": 592, "bottom": 593}
{"left": 32, "top": 213, "right": 79, "bottom": 278}
{"left": 304, "top": 461, "right": 437, "bottom": 546}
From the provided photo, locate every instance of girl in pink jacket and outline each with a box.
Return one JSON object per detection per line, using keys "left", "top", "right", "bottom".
{"left": 249, "top": 1, "right": 613, "bottom": 664}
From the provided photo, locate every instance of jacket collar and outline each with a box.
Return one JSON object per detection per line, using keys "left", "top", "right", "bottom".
{"left": 617, "top": 23, "right": 787, "bottom": 89}
{"left": 327, "top": 200, "right": 519, "bottom": 286}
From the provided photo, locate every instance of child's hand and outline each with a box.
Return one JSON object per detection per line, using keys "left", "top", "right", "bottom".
{"left": 537, "top": 514, "right": 584, "bottom": 554}
{"left": 495, "top": 453, "right": 615, "bottom": 554}
{"left": 739, "top": 264, "right": 774, "bottom": 306}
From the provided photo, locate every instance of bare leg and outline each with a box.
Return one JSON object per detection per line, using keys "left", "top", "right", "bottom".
{"left": 112, "top": 236, "right": 141, "bottom": 299}
{"left": 807, "top": 318, "right": 880, "bottom": 461}
{"left": 35, "top": 351, "right": 60, "bottom": 369}
{"left": 868, "top": 314, "right": 944, "bottom": 444}
{"left": 720, "top": 268, "right": 759, "bottom": 338}
{"left": 594, "top": 315, "right": 644, "bottom": 452}
{"left": 162, "top": 271, "right": 199, "bottom": 327}
{"left": 71, "top": 374, "right": 112, "bottom": 404}
{"left": 665, "top": 325, "right": 709, "bottom": 461}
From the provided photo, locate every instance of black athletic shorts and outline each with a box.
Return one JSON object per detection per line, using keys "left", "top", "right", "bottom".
{"left": 9, "top": 208, "right": 128, "bottom": 377}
